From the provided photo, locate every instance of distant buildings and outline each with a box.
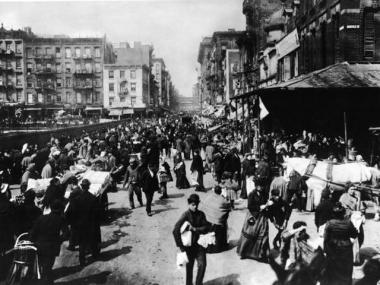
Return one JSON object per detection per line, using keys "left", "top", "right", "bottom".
{"left": 0, "top": 25, "right": 177, "bottom": 118}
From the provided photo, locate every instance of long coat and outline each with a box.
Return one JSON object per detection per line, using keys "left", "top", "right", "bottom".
{"left": 140, "top": 169, "right": 159, "bottom": 194}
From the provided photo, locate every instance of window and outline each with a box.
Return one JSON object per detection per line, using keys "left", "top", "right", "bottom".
{"left": 5, "top": 42, "right": 11, "bottom": 51}
{"left": 76, "top": 92, "right": 82, "bottom": 103}
{"left": 131, "top": 82, "right": 136, "bottom": 92}
{"left": 27, "top": 93, "right": 34, "bottom": 104}
{"left": 75, "top": 47, "right": 81, "bottom": 58}
{"left": 85, "top": 63, "right": 92, "bottom": 73}
{"left": 95, "top": 47, "right": 100, "bottom": 57}
{"left": 27, "top": 80, "right": 33, "bottom": 88}
{"left": 65, "top": 47, "right": 71, "bottom": 58}
{"left": 96, "top": 78, "right": 102, "bottom": 87}
{"left": 109, "top": 98, "right": 114, "bottom": 106}
{"left": 26, "top": 48, "right": 33, "bottom": 58}
{"left": 94, "top": 92, "right": 100, "bottom": 102}
{"left": 56, "top": 63, "right": 61, "bottom": 73}
{"left": 56, "top": 93, "right": 61, "bottom": 102}
{"left": 65, "top": 63, "right": 71, "bottom": 73}
{"left": 55, "top": 47, "right": 61, "bottom": 58}
{"left": 85, "top": 47, "right": 91, "bottom": 57}
{"left": 76, "top": 63, "right": 81, "bottom": 72}
{"left": 16, "top": 59, "right": 21, "bottom": 70}
{"left": 27, "top": 62, "right": 33, "bottom": 73}
{"left": 0, "top": 77, "right": 3, "bottom": 85}
{"left": 36, "top": 47, "right": 42, "bottom": 56}
{"left": 37, "top": 93, "right": 43, "bottom": 103}
{"left": 16, "top": 75, "right": 22, "bottom": 86}
{"left": 16, "top": 91, "right": 22, "bottom": 102}
{"left": 46, "top": 63, "right": 52, "bottom": 71}
{"left": 57, "top": 79, "right": 62, "bottom": 88}
{"left": 130, "top": 70, "right": 136, "bottom": 79}
{"left": 95, "top": 63, "right": 101, "bottom": 73}
{"left": 46, "top": 95, "right": 51, "bottom": 103}
{"left": 45, "top": 47, "right": 52, "bottom": 55}
{"left": 16, "top": 42, "right": 22, "bottom": 54}
{"left": 109, "top": 83, "right": 114, "bottom": 91}
{"left": 36, "top": 63, "right": 42, "bottom": 71}
{"left": 131, "top": 97, "right": 136, "bottom": 106}
{"left": 85, "top": 79, "right": 92, "bottom": 87}
{"left": 66, "top": 92, "right": 71, "bottom": 102}
{"left": 120, "top": 97, "right": 126, "bottom": 102}
{"left": 120, "top": 70, "right": 125, "bottom": 78}
{"left": 66, "top": 78, "right": 71, "bottom": 87}
{"left": 109, "top": 70, "right": 114, "bottom": 79}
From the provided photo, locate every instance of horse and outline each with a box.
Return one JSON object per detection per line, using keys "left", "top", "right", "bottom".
{"left": 283, "top": 157, "right": 379, "bottom": 207}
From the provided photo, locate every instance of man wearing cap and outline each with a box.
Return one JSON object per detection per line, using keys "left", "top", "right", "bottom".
{"left": 65, "top": 179, "right": 101, "bottom": 266}
{"left": 140, "top": 162, "right": 159, "bottom": 216}
{"left": 173, "top": 194, "right": 210, "bottom": 285}
{"left": 123, "top": 157, "right": 143, "bottom": 209}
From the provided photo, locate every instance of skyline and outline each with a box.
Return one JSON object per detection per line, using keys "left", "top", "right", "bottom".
{"left": 0, "top": 0, "right": 245, "bottom": 97}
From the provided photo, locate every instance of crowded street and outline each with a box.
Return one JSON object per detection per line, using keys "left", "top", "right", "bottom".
{"left": 3, "top": 0, "right": 380, "bottom": 285}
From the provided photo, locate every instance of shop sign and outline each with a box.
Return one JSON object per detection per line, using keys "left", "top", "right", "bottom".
{"left": 276, "top": 29, "right": 300, "bottom": 59}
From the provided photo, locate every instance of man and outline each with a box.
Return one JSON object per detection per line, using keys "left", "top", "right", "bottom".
{"left": 65, "top": 179, "right": 101, "bottom": 266}
{"left": 173, "top": 194, "right": 210, "bottom": 285}
{"left": 123, "top": 157, "right": 143, "bottom": 209}
{"left": 199, "top": 185, "right": 230, "bottom": 253}
{"left": 30, "top": 199, "right": 68, "bottom": 284}
{"left": 41, "top": 158, "right": 55, "bottom": 179}
{"left": 140, "top": 162, "right": 159, "bottom": 216}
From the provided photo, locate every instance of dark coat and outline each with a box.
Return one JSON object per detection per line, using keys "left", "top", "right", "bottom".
{"left": 0, "top": 196, "right": 15, "bottom": 252}
{"left": 15, "top": 202, "right": 42, "bottom": 235}
{"left": 190, "top": 155, "right": 204, "bottom": 174}
{"left": 30, "top": 211, "right": 68, "bottom": 256}
{"left": 140, "top": 168, "right": 159, "bottom": 194}
{"left": 65, "top": 190, "right": 101, "bottom": 244}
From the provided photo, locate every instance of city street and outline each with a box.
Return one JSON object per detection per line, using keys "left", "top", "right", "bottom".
{"left": 49, "top": 159, "right": 380, "bottom": 285}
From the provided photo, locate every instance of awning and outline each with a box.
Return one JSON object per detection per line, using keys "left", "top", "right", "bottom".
{"left": 85, "top": 106, "right": 103, "bottom": 111}
{"left": 24, "top": 107, "right": 42, "bottom": 111}
{"left": 262, "top": 62, "right": 380, "bottom": 91}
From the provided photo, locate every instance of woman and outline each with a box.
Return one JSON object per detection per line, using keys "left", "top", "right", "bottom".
{"left": 190, "top": 149, "right": 204, "bottom": 192}
{"left": 174, "top": 153, "right": 190, "bottom": 189}
{"left": 236, "top": 184, "right": 271, "bottom": 261}
{"left": 321, "top": 202, "right": 358, "bottom": 285}
{"left": 158, "top": 156, "right": 173, "bottom": 199}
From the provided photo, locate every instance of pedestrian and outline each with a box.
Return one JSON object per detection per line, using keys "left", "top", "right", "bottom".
{"left": 212, "top": 149, "right": 224, "bottom": 184}
{"left": 140, "top": 162, "right": 159, "bottom": 216}
{"left": 314, "top": 188, "right": 334, "bottom": 232}
{"left": 65, "top": 179, "right": 101, "bottom": 266}
{"left": 190, "top": 149, "right": 205, "bottom": 192}
{"left": 123, "top": 157, "right": 143, "bottom": 209}
{"left": 158, "top": 156, "right": 172, "bottom": 199}
{"left": 41, "top": 158, "right": 55, "bottom": 179}
{"left": 30, "top": 199, "right": 69, "bottom": 284}
{"left": 174, "top": 153, "right": 190, "bottom": 189}
{"left": 321, "top": 202, "right": 358, "bottom": 285}
{"left": 172, "top": 194, "right": 210, "bottom": 285}
{"left": 267, "top": 189, "right": 291, "bottom": 249}
{"left": 236, "top": 184, "right": 271, "bottom": 261}
{"left": 200, "top": 185, "right": 230, "bottom": 253}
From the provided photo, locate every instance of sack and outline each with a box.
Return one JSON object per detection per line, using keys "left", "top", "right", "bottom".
{"left": 176, "top": 251, "right": 189, "bottom": 269}
{"left": 190, "top": 171, "right": 199, "bottom": 186}
{"left": 198, "top": 232, "right": 216, "bottom": 248}
{"left": 180, "top": 221, "right": 192, "bottom": 247}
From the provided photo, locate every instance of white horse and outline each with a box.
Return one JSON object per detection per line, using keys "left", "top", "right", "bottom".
{"left": 283, "top": 157, "right": 376, "bottom": 207}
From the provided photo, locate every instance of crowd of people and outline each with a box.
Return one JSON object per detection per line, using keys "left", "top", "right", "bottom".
{"left": 0, "top": 114, "right": 379, "bottom": 285}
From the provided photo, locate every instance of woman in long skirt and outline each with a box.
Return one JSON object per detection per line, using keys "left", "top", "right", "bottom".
{"left": 174, "top": 154, "right": 190, "bottom": 189}
{"left": 237, "top": 184, "right": 270, "bottom": 262}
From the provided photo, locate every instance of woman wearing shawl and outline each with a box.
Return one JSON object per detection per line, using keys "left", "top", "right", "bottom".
{"left": 174, "top": 153, "right": 190, "bottom": 189}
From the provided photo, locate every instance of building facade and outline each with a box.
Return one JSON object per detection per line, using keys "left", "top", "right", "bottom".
{"left": 152, "top": 58, "right": 169, "bottom": 108}
{"left": 197, "top": 37, "right": 213, "bottom": 107}
{"left": 103, "top": 64, "right": 150, "bottom": 115}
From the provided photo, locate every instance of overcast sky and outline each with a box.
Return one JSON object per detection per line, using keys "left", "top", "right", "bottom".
{"left": 0, "top": 0, "right": 245, "bottom": 97}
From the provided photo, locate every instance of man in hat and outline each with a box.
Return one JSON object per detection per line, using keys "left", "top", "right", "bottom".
{"left": 30, "top": 199, "right": 68, "bottom": 284}
{"left": 65, "top": 179, "right": 101, "bottom": 266}
{"left": 140, "top": 162, "right": 159, "bottom": 216}
{"left": 123, "top": 157, "right": 143, "bottom": 209}
{"left": 173, "top": 194, "right": 210, "bottom": 285}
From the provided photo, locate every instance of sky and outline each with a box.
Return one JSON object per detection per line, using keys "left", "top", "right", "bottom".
{"left": 0, "top": 0, "right": 245, "bottom": 97}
